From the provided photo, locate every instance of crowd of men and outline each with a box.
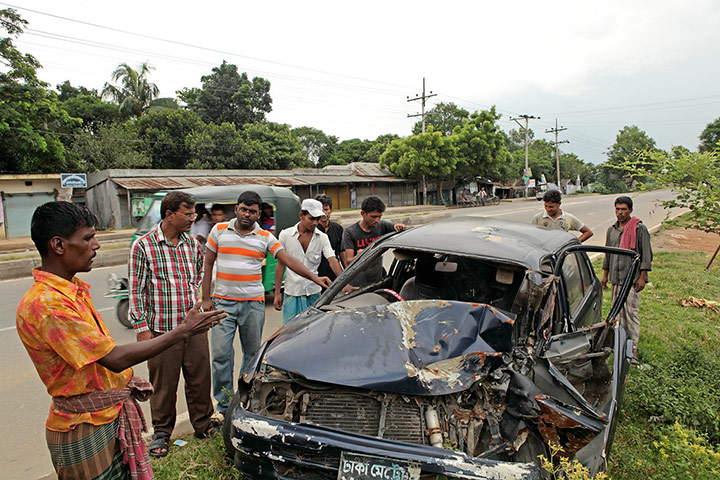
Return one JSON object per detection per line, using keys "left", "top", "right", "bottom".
{"left": 15, "top": 188, "right": 650, "bottom": 479}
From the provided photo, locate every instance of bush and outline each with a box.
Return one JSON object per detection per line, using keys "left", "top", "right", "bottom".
{"left": 652, "top": 422, "right": 720, "bottom": 479}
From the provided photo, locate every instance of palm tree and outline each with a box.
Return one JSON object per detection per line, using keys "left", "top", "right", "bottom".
{"left": 102, "top": 62, "right": 159, "bottom": 118}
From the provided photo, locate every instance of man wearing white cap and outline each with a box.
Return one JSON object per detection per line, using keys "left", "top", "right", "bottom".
{"left": 274, "top": 199, "right": 343, "bottom": 323}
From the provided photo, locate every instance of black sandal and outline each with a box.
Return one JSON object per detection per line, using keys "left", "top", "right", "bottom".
{"left": 195, "top": 418, "right": 222, "bottom": 439}
{"left": 149, "top": 431, "right": 171, "bottom": 458}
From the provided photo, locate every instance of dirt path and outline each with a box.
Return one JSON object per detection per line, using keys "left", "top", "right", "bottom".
{"left": 652, "top": 227, "right": 720, "bottom": 256}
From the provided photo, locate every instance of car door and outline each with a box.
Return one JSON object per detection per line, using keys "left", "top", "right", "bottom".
{"left": 559, "top": 251, "right": 602, "bottom": 329}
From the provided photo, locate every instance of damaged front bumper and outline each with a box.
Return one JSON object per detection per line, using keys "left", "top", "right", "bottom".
{"left": 227, "top": 406, "right": 541, "bottom": 480}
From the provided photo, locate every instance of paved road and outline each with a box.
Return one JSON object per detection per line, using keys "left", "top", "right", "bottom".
{"left": 0, "top": 190, "right": 681, "bottom": 479}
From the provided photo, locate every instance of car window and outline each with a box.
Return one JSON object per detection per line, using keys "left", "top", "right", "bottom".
{"left": 561, "top": 253, "right": 584, "bottom": 316}
{"left": 577, "top": 252, "right": 594, "bottom": 294}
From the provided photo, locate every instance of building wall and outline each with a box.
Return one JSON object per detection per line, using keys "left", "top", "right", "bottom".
{"left": 86, "top": 180, "right": 124, "bottom": 230}
{"left": 0, "top": 177, "right": 68, "bottom": 239}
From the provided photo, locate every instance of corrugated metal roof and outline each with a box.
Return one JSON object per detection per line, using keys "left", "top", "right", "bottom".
{"left": 112, "top": 173, "right": 407, "bottom": 190}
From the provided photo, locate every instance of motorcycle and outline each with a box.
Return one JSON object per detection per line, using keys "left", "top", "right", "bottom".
{"left": 105, "top": 273, "right": 131, "bottom": 329}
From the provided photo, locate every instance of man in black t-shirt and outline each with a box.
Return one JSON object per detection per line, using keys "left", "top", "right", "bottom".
{"left": 314, "top": 194, "right": 344, "bottom": 283}
{"left": 341, "top": 196, "right": 405, "bottom": 286}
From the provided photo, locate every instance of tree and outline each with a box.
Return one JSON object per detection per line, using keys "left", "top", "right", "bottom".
{"left": 506, "top": 128, "right": 535, "bottom": 152}
{"left": 135, "top": 109, "right": 203, "bottom": 169}
{"left": 67, "top": 123, "right": 151, "bottom": 172}
{"left": 599, "top": 125, "right": 659, "bottom": 193}
{"left": 363, "top": 134, "right": 400, "bottom": 163}
{"left": 291, "top": 126, "right": 338, "bottom": 166}
{"left": 329, "top": 138, "right": 372, "bottom": 165}
{"left": 56, "top": 80, "right": 98, "bottom": 101}
{"left": 412, "top": 102, "right": 470, "bottom": 136}
{"left": 101, "top": 62, "right": 159, "bottom": 118}
{"left": 452, "top": 107, "right": 508, "bottom": 179}
{"left": 698, "top": 117, "right": 720, "bottom": 153}
{"left": 186, "top": 122, "right": 244, "bottom": 169}
{"left": 178, "top": 61, "right": 272, "bottom": 129}
{"left": 61, "top": 94, "right": 120, "bottom": 134}
{"left": 380, "top": 130, "right": 458, "bottom": 205}
{"left": 238, "top": 122, "right": 305, "bottom": 169}
{"left": 623, "top": 148, "right": 719, "bottom": 238}
{"left": 0, "top": 8, "right": 80, "bottom": 173}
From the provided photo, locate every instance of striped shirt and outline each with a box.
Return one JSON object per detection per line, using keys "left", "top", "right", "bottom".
{"left": 128, "top": 224, "right": 204, "bottom": 333}
{"left": 207, "top": 219, "right": 283, "bottom": 301}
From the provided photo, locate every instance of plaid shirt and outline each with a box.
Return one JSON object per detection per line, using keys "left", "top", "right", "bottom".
{"left": 129, "top": 224, "right": 204, "bottom": 333}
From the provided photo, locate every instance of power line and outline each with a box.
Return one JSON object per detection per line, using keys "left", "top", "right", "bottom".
{"left": 546, "top": 119, "right": 569, "bottom": 185}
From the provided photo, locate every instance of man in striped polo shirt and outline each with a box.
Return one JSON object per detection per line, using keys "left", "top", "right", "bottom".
{"left": 201, "top": 191, "right": 331, "bottom": 417}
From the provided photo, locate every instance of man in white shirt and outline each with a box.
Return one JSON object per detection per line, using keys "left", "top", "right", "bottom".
{"left": 531, "top": 190, "right": 593, "bottom": 242}
{"left": 274, "top": 199, "right": 343, "bottom": 323}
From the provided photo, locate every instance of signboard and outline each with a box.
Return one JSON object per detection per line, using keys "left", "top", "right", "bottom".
{"left": 338, "top": 452, "right": 420, "bottom": 480}
{"left": 61, "top": 173, "right": 87, "bottom": 188}
{"left": 527, "top": 179, "right": 536, "bottom": 188}
{"left": 131, "top": 197, "right": 154, "bottom": 217}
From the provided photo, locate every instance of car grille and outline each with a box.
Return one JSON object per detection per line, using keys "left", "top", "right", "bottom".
{"left": 304, "top": 391, "right": 425, "bottom": 445}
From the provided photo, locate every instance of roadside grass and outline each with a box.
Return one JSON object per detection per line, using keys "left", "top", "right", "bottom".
{"left": 150, "top": 250, "right": 720, "bottom": 479}
{"left": 595, "top": 251, "right": 720, "bottom": 480}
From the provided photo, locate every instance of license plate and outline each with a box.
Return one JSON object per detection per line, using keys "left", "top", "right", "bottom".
{"left": 338, "top": 452, "right": 420, "bottom": 480}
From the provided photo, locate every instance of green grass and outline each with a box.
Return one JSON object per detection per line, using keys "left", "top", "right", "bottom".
{"left": 151, "top": 250, "right": 720, "bottom": 479}
{"left": 595, "top": 252, "right": 720, "bottom": 479}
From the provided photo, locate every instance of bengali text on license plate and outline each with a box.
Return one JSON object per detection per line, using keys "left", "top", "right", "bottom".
{"left": 338, "top": 452, "right": 420, "bottom": 480}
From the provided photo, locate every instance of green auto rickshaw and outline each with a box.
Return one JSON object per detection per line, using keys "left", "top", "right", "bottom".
{"left": 110, "top": 185, "right": 301, "bottom": 328}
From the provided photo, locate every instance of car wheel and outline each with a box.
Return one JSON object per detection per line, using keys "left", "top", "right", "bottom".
{"left": 223, "top": 392, "right": 243, "bottom": 463}
{"left": 115, "top": 300, "right": 132, "bottom": 329}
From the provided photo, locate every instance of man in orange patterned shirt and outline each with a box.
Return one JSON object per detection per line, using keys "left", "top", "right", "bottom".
{"left": 16, "top": 202, "right": 226, "bottom": 480}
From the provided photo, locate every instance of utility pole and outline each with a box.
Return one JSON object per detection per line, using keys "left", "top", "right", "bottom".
{"left": 510, "top": 114, "right": 539, "bottom": 196}
{"left": 546, "top": 118, "right": 569, "bottom": 187}
{"left": 407, "top": 77, "right": 437, "bottom": 204}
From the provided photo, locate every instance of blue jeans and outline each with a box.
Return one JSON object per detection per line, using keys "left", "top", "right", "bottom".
{"left": 211, "top": 298, "right": 265, "bottom": 414}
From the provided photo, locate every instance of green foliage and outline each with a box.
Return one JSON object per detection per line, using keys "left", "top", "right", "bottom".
{"left": 0, "top": 8, "right": 80, "bottom": 173}
{"left": 179, "top": 61, "right": 272, "bottom": 129}
{"left": 606, "top": 125, "right": 658, "bottom": 166}
{"left": 698, "top": 117, "right": 720, "bottom": 153}
{"left": 627, "top": 345, "right": 720, "bottom": 442}
{"left": 151, "top": 434, "right": 237, "bottom": 479}
{"left": 102, "top": 62, "right": 159, "bottom": 118}
{"left": 329, "top": 138, "right": 373, "bottom": 165}
{"left": 452, "top": 107, "right": 507, "bottom": 179}
{"left": 135, "top": 109, "right": 204, "bottom": 169}
{"left": 186, "top": 122, "right": 244, "bottom": 169}
{"left": 67, "top": 123, "right": 151, "bottom": 172}
{"left": 363, "top": 133, "right": 400, "bottom": 163}
{"left": 411, "top": 102, "right": 470, "bottom": 136}
{"left": 622, "top": 148, "right": 720, "bottom": 235}
{"left": 653, "top": 423, "right": 720, "bottom": 479}
{"left": 238, "top": 121, "right": 306, "bottom": 169}
{"left": 291, "top": 126, "right": 338, "bottom": 166}
{"left": 61, "top": 94, "right": 120, "bottom": 134}
{"left": 56, "top": 80, "right": 99, "bottom": 101}
{"left": 540, "top": 442, "right": 608, "bottom": 480}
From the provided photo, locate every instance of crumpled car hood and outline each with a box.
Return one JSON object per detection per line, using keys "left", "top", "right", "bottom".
{"left": 261, "top": 300, "right": 516, "bottom": 395}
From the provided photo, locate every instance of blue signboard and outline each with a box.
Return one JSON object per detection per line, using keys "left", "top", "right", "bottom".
{"left": 61, "top": 173, "right": 87, "bottom": 188}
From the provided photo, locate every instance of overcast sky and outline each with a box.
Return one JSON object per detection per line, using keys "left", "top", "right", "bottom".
{"left": 6, "top": 0, "right": 720, "bottom": 165}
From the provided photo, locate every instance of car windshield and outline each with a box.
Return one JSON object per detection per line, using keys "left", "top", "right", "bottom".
{"left": 320, "top": 245, "right": 527, "bottom": 313}
{"left": 135, "top": 199, "right": 161, "bottom": 236}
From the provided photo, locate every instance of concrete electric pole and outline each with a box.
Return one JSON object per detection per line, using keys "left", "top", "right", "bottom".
{"left": 510, "top": 114, "right": 539, "bottom": 196}
{"left": 407, "top": 78, "right": 437, "bottom": 204}
{"left": 546, "top": 119, "right": 569, "bottom": 187}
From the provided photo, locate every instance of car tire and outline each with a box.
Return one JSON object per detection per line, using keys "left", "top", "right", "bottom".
{"left": 115, "top": 300, "right": 132, "bottom": 329}
{"left": 223, "top": 392, "right": 243, "bottom": 463}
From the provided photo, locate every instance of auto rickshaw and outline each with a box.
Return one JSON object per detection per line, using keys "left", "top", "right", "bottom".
{"left": 107, "top": 184, "right": 301, "bottom": 328}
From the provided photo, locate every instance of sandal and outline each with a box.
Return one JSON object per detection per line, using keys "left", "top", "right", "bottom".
{"left": 149, "top": 431, "right": 170, "bottom": 458}
{"left": 195, "top": 417, "right": 222, "bottom": 439}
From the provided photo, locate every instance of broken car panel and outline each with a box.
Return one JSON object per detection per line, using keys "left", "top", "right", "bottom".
{"left": 224, "top": 217, "right": 639, "bottom": 480}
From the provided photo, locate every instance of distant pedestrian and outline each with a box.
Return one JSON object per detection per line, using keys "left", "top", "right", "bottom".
{"left": 314, "top": 193, "right": 344, "bottom": 281}
{"left": 209, "top": 203, "right": 226, "bottom": 225}
{"left": 17, "top": 201, "right": 225, "bottom": 478}
{"left": 341, "top": 196, "right": 405, "bottom": 287}
{"left": 479, "top": 187, "right": 488, "bottom": 206}
{"left": 129, "top": 191, "right": 221, "bottom": 458}
{"left": 601, "top": 196, "right": 653, "bottom": 363}
{"left": 531, "top": 190, "right": 593, "bottom": 242}
{"left": 274, "top": 199, "right": 343, "bottom": 323}
{"left": 190, "top": 204, "right": 212, "bottom": 246}
{"left": 201, "top": 191, "right": 330, "bottom": 417}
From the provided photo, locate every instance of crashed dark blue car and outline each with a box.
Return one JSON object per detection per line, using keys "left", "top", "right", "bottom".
{"left": 223, "top": 217, "right": 639, "bottom": 479}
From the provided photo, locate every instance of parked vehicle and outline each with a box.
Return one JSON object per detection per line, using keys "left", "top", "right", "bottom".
{"left": 224, "top": 216, "right": 639, "bottom": 479}
{"left": 535, "top": 182, "right": 560, "bottom": 201}
{"left": 109, "top": 184, "right": 301, "bottom": 328}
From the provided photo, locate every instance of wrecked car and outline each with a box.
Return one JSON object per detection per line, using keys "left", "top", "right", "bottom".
{"left": 224, "top": 217, "right": 640, "bottom": 479}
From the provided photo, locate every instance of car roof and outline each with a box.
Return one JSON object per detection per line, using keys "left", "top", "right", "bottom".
{"left": 180, "top": 184, "right": 299, "bottom": 204}
{"left": 381, "top": 216, "right": 578, "bottom": 268}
